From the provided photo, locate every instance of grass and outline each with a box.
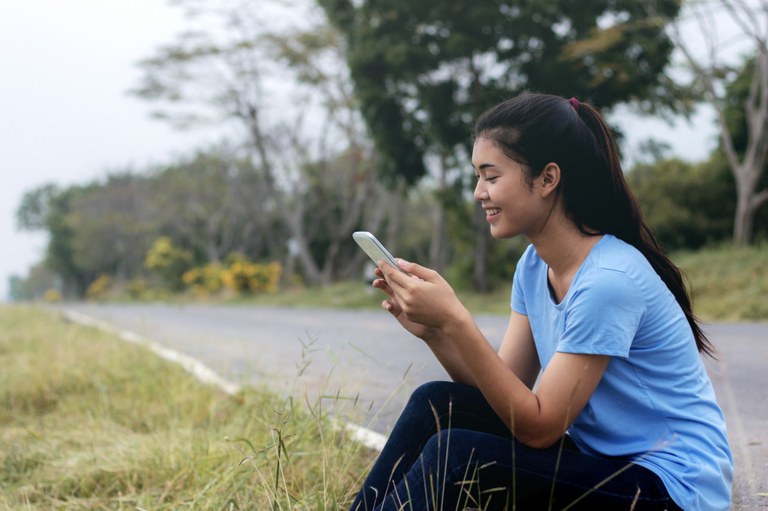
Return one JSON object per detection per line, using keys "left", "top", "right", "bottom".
{"left": 674, "top": 243, "right": 768, "bottom": 321}
{"left": 0, "top": 305, "right": 376, "bottom": 510}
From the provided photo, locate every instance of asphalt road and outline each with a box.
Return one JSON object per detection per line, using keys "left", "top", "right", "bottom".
{"left": 58, "top": 303, "right": 767, "bottom": 510}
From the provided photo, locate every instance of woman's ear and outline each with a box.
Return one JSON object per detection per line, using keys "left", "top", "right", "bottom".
{"left": 537, "top": 163, "right": 561, "bottom": 198}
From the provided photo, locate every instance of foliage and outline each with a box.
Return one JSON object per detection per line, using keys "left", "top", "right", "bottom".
{"left": 42, "top": 289, "right": 61, "bottom": 303}
{"left": 182, "top": 263, "right": 225, "bottom": 297}
{"left": 0, "top": 305, "right": 374, "bottom": 509}
{"left": 717, "top": 56, "right": 768, "bottom": 241}
{"left": 663, "top": 0, "right": 768, "bottom": 245}
{"left": 318, "top": 0, "right": 682, "bottom": 289}
{"left": 627, "top": 157, "right": 736, "bottom": 250}
{"left": 15, "top": 183, "right": 59, "bottom": 231}
{"left": 131, "top": 2, "right": 392, "bottom": 287}
{"left": 675, "top": 244, "right": 768, "bottom": 320}
{"left": 221, "top": 254, "right": 282, "bottom": 294}
{"left": 144, "top": 236, "right": 194, "bottom": 291}
{"left": 14, "top": 142, "right": 393, "bottom": 298}
{"left": 37, "top": 186, "right": 89, "bottom": 296}
{"left": 85, "top": 274, "right": 113, "bottom": 301}
{"left": 8, "top": 263, "right": 60, "bottom": 301}
{"left": 319, "top": 0, "right": 682, "bottom": 186}
{"left": 16, "top": 176, "right": 157, "bottom": 297}
{"left": 68, "top": 174, "right": 156, "bottom": 281}
{"left": 124, "top": 279, "right": 149, "bottom": 300}
{"left": 147, "top": 149, "right": 278, "bottom": 264}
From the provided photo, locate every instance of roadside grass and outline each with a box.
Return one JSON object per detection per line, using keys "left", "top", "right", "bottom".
{"left": 675, "top": 244, "right": 768, "bottom": 321}
{"left": 0, "top": 305, "right": 375, "bottom": 510}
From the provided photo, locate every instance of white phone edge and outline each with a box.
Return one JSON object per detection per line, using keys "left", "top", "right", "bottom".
{"left": 352, "top": 231, "right": 405, "bottom": 273}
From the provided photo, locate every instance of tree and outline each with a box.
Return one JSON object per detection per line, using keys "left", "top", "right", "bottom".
{"left": 67, "top": 174, "right": 156, "bottom": 282}
{"left": 148, "top": 148, "right": 275, "bottom": 265}
{"left": 131, "top": 0, "right": 392, "bottom": 285}
{"left": 659, "top": 0, "right": 768, "bottom": 245}
{"left": 16, "top": 183, "right": 59, "bottom": 231}
{"left": 318, "top": 0, "right": 682, "bottom": 288}
{"left": 627, "top": 156, "right": 735, "bottom": 250}
{"left": 17, "top": 185, "right": 90, "bottom": 296}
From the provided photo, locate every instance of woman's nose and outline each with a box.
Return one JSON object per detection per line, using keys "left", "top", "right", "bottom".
{"left": 474, "top": 181, "right": 488, "bottom": 201}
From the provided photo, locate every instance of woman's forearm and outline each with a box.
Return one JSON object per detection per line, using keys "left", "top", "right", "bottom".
{"left": 422, "top": 330, "right": 477, "bottom": 386}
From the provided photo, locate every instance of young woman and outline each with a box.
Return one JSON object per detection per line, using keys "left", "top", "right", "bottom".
{"left": 349, "top": 93, "right": 733, "bottom": 511}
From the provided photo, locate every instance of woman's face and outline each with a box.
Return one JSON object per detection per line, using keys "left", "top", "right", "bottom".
{"left": 471, "top": 137, "right": 552, "bottom": 240}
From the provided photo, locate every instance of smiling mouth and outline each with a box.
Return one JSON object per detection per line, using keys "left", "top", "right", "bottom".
{"left": 485, "top": 207, "right": 501, "bottom": 218}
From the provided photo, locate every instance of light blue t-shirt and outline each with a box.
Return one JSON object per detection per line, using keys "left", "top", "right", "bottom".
{"left": 511, "top": 235, "right": 733, "bottom": 511}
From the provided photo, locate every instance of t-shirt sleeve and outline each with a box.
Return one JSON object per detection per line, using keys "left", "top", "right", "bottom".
{"left": 558, "top": 270, "right": 645, "bottom": 358}
{"left": 511, "top": 245, "right": 534, "bottom": 315}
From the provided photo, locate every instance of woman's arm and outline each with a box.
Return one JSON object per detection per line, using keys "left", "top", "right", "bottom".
{"left": 382, "top": 259, "right": 610, "bottom": 449}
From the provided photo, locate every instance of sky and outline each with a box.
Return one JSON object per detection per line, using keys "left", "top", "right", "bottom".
{"left": 0, "top": 0, "right": 721, "bottom": 301}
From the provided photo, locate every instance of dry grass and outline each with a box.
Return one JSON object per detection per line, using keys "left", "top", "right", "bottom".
{"left": 0, "top": 305, "right": 375, "bottom": 510}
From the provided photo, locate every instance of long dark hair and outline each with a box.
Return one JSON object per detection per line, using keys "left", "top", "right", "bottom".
{"left": 474, "top": 92, "right": 714, "bottom": 357}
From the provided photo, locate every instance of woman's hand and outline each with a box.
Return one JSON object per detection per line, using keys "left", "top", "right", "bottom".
{"left": 372, "top": 266, "right": 438, "bottom": 340}
{"left": 376, "top": 259, "right": 471, "bottom": 334}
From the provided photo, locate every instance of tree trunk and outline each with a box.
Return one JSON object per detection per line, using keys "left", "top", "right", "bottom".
{"left": 733, "top": 165, "right": 768, "bottom": 246}
{"left": 733, "top": 172, "right": 756, "bottom": 246}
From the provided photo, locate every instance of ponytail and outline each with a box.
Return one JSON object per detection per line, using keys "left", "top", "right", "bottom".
{"left": 574, "top": 103, "right": 714, "bottom": 358}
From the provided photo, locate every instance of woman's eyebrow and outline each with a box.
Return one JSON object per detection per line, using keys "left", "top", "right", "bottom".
{"left": 476, "top": 163, "right": 497, "bottom": 170}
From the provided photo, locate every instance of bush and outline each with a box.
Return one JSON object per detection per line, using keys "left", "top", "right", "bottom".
{"left": 85, "top": 274, "right": 112, "bottom": 301}
{"left": 124, "top": 279, "right": 148, "bottom": 299}
{"left": 221, "top": 254, "right": 282, "bottom": 294}
{"left": 182, "top": 263, "right": 224, "bottom": 297}
{"left": 182, "top": 256, "right": 282, "bottom": 296}
{"left": 144, "top": 237, "right": 193, "bottom": 291}
{"left": 43, "top": 289, "right": 61, "bottom": 302}
{"left": 627, "top": 158, "right": 734, "bottom": 251}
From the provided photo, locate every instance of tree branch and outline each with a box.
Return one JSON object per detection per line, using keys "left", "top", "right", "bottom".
{"left": 751, "top": 187, "right": 768, "bottom": 209}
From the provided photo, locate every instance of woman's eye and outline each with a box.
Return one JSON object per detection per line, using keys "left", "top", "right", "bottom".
{"left": 486, "top": 176, "right": 499, "bottom": 182}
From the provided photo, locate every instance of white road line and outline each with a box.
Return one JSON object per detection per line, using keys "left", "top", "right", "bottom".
{"left": 61, "top": 308, "right": 387, "bottom": 452}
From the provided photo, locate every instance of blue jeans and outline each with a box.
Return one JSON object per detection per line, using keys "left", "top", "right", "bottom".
{"left": 349, "top": 381, "right": 681, "bottom": 511}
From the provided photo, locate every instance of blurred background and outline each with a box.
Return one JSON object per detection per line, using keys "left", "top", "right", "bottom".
{"left": 2, "top": 0, "right": 766, "bottom": 307}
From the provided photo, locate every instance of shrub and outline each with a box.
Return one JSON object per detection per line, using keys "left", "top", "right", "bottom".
{"left": 144, "top": 237, "right": 193, "bottom": 291}
{"left": 221, "top": 254, "right": 282, "bottom": 294}
{"left": 43, "top": 289, "right": 61, "bottom": 302}
{"left": 85, "top": 274, "right": 112, "bottom": 300}
{"left": 182, "top": 263, "right": 224, "bottom": 297}
{"left": 124, "top": 279, "right": 148, "bottom": 299}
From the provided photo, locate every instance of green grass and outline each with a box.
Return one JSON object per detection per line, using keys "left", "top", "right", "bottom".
{"left": 0, "top": 305, "right": 375, "bottom": 510}
{"left": 674, "top": 244, "right": 768, "bottom": 321}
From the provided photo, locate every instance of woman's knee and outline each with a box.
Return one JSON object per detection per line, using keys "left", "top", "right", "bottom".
{"left": 408, "top": 381, "right": 479, "bottom": 408}
{"left": 421, "top": 428, "right": 482, "bottom": 466}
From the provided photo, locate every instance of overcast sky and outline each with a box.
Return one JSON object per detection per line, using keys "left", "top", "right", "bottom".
{"left": 0, "top": 0, "right": 720, "bottom": 300}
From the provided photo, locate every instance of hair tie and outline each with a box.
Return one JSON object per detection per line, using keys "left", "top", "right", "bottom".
{"left": 568, "top": 97, "right": 580, "bottom": 111}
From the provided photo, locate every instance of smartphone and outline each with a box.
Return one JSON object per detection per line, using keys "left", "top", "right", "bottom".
{"left": 352, "top": 231, "right": 406, "bottom": 273}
